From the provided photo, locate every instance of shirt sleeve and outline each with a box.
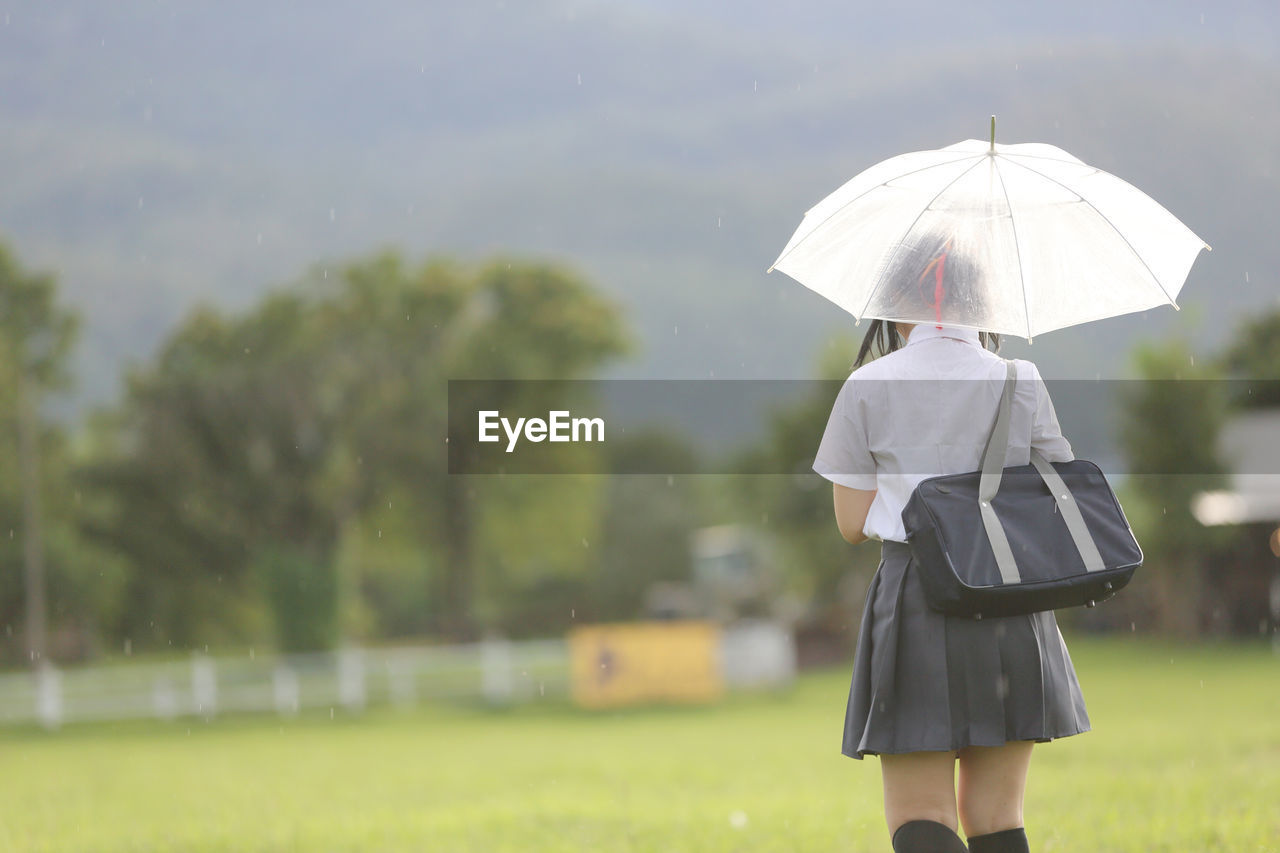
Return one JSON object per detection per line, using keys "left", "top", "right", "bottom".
{"left": 1028, "top": 362, "right": 1074, "bottom": 463}
{"left": 812, "top": 378, "right": 878, "bottom": 490}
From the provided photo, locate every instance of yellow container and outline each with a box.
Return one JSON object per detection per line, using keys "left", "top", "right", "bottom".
{"left": 567, "top": 621, "right": 723, "bottom": 709}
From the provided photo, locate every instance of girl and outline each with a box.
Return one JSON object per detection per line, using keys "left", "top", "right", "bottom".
{"left": 812, "top": 236, "right": 1089, "bottom": 853}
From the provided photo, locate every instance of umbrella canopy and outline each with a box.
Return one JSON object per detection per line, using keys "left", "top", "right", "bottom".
{"left": 770, "top": 123, "right": 1210, "bottom": 340}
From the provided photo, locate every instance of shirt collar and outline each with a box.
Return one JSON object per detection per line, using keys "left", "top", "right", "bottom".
{"left": 904, "top": 324, "right": 982, "bottom": 348}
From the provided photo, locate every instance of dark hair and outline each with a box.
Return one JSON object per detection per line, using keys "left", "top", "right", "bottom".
{"left": 852, "top": 234, "right": 1000, "bottom": 367}
{"left": 853, "top": 321, "right": 1000, "bottom": 367}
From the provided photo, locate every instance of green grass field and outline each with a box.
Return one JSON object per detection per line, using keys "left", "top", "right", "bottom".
{"left": 1, "top": 637, "right": 1277, "bottom": 852}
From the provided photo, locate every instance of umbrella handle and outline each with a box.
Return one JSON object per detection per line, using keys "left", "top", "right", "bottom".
{"left": 989, "top": 115, "right": 996, "bottom": 154}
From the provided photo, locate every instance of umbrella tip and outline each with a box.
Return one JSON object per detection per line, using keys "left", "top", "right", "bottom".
{"left": 766, "top": 265, "right": 775, "bottom": 273}
{"left": 989, "top": 115, "right": 996, "bottom": 153}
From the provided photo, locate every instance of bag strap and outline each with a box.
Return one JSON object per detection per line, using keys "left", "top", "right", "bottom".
{"left": 977, "top": 362, "right": 1021, "bottom": 584}
{"left": 976, "top": 361, "right": 1106, "bottom": 585}
{"left": 1029, "top": 452, "right": 1106, "bottom": 573}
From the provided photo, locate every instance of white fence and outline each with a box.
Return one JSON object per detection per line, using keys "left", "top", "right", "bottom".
{"left": 0, "top": 621, "right": 796, "bottom": 729}
{"left": 0, "top": 638, "right": 570, "bottom": 729}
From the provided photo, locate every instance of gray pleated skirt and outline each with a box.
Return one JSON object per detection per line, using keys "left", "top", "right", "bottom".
{"left": 843, "top": 541, "right": 1091, "bottom": 759}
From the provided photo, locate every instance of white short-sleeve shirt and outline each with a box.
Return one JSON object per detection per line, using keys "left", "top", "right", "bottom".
{"left": 813, "top": 324, "right": 1074, "bottom": 543}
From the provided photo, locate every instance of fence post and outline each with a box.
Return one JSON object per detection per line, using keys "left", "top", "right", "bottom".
{"left": 273, "top": 664, "right": 300, "bottom": 716}
{"left": 388, "top": 657, "right": 417, "bottom": 708}
{"left": 35, "top": 663, "right": 61, "bottom": 730}
{"left": 192, "top": 654, "right": 217, "bottom": 719}
{"left": 481, "top": 634, "right": 513, "bottom": 705}
{"left": 338, "top": 647, "right": 366, "bottom": 712}
{"left": 152, "top": 677, "right": 178, "bottom": 720}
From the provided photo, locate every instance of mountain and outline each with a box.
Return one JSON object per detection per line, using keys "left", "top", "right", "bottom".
{"left": 2, "top": 0, "right": 1277, "bottom": 409}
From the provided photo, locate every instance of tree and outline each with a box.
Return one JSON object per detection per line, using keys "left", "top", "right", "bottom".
{"left": 1219, "top": 307, "right": 1280, "bottom": 406}
{"left": 79, "top": 253, "right": 629, "bottom": 649}
{"left": 79, "top": 296, "right": 346, "bottom": 648}
{"left": 426, "top": 259, "right": 630, "bottom": 639}
{"left": 730, "top": 335, "right": 880, "bottom": 653}
{"left": 0, "top": 241, "right": 87, "bottom": 664}
{"left": 588, "top": 430, "right": 702, "bottom": 624}
{"left": 1116, "top": 337, "right": 1229, "bottom": 636}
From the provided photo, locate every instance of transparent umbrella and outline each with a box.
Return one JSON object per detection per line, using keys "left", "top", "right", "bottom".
{"left": 769, "top": 118, "right": 1211, "bottom": 340}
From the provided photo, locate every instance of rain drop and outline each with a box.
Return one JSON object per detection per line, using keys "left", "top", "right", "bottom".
{"left": 581, "top": 538, "right": 589, "bottom": 548}
{"left": 329, "top": 208, "right": 336, "bottom": 222}
{"left": 256, "top": 233, "right": 263, "bottom": 245}
{"left": 577, "top": 73, "right": 582, "bottom": 85}
{"left": 729, "top": 810, "right": 749, "bottom": 830}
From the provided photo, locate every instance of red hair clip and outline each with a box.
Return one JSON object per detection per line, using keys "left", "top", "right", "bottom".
{"left": 917, "top": 237, "right": 953, "bottom": 329}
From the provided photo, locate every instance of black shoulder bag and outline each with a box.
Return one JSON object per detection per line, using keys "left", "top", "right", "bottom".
{"left": 901, "top": 361, "right": 1142, "bottom": 619}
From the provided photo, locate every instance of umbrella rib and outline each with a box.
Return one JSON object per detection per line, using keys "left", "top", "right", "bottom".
{"left": 1000, "top": 151, "right": 1094, "bottom": 168}
{"left": 1001, "top": 156, "right": 1176, "bottom": 306}
{"left": 770, "top": 154, "right": 979, "bottom": 271}
{"left": 854, "top": 156, "right": 988, "bottom": 321}
{"left": 991, "top": 156, "right": 1033, "bottom": 340}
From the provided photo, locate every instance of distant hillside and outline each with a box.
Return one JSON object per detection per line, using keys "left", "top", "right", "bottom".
{"left": 2, "top": 1, "right": 1276, "bottom": 409}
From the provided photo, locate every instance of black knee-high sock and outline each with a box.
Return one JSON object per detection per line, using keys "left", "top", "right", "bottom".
{"left": 966, "top": 827, "right": 1029, "bottom": 853}
{"left": 891, "top": 820, "right": 969, "bottom": 852}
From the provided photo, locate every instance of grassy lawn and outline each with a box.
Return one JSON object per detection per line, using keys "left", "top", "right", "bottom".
{"left": 0, "top": 637, "right": 1276, "bottom": 852}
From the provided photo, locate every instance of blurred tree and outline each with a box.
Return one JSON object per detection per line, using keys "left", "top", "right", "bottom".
{"left": 1218, "top": 307, "right": 1280, "bottom": 406}
{"left": 730, "top": 336, "right": 879, "bottom": 657}
{"left": 589, "top": 431, "right": 701, "bottom": 623}
{"left": 428, "top": 259, "right": 629, "bottom": 639}
{"left": 1115, "top": 337, "right": 1229, "bottom": 636}
{"left": 78, "top": 297, "right": 341, "bottom": 648}
{"left": 0, "top": 241, "right": 120, "bottom": 665}
{"left": 80, "top": 253, "right": 628, "bottom": 649}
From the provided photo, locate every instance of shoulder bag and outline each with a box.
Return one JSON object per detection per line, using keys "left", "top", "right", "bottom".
{"left": 901, "top": 361, "right": 1142, "bottom": 619}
